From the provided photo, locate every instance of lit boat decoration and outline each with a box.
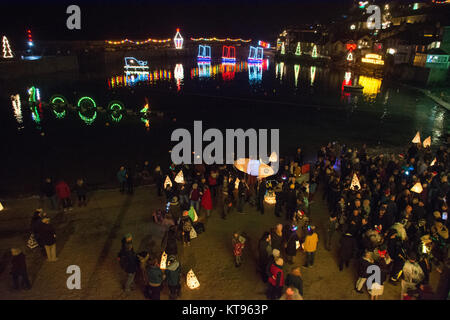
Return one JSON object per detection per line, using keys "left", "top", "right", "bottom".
{"left": 124, "top": 57, "right": 149, "bottom": 72}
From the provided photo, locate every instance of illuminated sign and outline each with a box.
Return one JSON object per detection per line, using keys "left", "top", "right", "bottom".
{"left": 361, "top": 53, "right": 384, "bottom": 65}
{"left": 258, "top": 41, "right": 270, "bottom": 48}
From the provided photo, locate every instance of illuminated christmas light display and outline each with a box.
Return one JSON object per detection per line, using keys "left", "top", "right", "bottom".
{"left": 187, "top": 269, "right": 200, "bottom": 289}
{"left": 312, "top": 45, "right": 318, "bottom": 58}
{"left": 174, "top": 29, "right": 183, "bottom": 49}
{"left": 258, "top": 41, "right": 270, "bottom": 48}
{"left": 347, "top": 51, "right": 353, "bottom": 61}
{"left": 11, "top": 94, "right": 23, "bottom": 126}
{"left": 361, "top": 53, "right": 385, "bottom": 65}
{"left": 294, "top": 64, "right": 300, "bottom": 87}
{"left": 109, "top": 101, "right": 124, "bottom": 123}
{"left": 124, "top": 57, "right": 149, "bottom": 72}
{"left": 295, "top": 42, "right": 301, "bottom": 56}
{"left": 197, "top": 45, "right": 211, "bottom": 61}
{"left": 248, "top": 62, "right": 262, "bottom": 83}
{"left": 423, "top": 136, "right": 431, "bottom": 148}
{"left": 2, "top": 36, "right": 13, "bottom": 58}
{"left": 248, "top": 46, "right": 264, "bottom": 62}
{"left": 106, "top": 37, "right": 171, "bottom": 45}
{"left": 27, "top": 29, "right": 33, "bottom": 47}
{"left": 198, "top": 61, "right": 212, "bottom": 78}
{"left": 412, "top": 131, "right": 421, "bottom": 144}
{"left": 77, "top": 96, "right": 97, "bottom": 125}
{"left": 222, "top": 46, "right": 236, "bottom": 63}
{"left": 190, "top": 37, "right": 251, "bottom": 43}
{"left": 350, "top": 173, "right": 361, "bottom": 190}
{"left": 50, "top": 95, "right": 68, "bottom": 119}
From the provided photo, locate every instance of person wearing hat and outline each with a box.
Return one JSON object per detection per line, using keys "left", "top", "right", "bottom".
{"left": 338, "top": 232, "right": 357, "bottom": 271}
{"left": 10, "top": 248, "right": 31, "bottom": 290}
{"left": 267, "top": 257, "right": 284, "bottom": 300}
{"left": 165, "top": 255, "right": 181, "bottom": 300}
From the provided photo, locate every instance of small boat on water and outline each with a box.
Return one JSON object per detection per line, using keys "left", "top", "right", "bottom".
{"left": 344, "top": 84, "right": 364, "bottom": 91}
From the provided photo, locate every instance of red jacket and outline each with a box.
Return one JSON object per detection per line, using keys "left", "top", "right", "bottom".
{"left": 55, "top": 181, "right": 71, "bottom": 199}
{"left": 201, "top": 188, "right": 213, "bottom": 210}
{"left": 268, "top": 263, "right": 284, "bottom": 287}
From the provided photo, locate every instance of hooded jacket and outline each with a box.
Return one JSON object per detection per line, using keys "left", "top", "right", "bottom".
{"left": 165, "top": 260, "right": 181, "bottom": 287}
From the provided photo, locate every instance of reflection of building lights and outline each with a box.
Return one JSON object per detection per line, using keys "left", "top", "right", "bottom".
{"left": 310, "top": 66, "right": 316, "bottom": 85}
{"left": 358, "top": 75, "right": 382, "bottom": 97}
{"left": 198, "top": 62, "right": 211, "bottom": 78}
{"left": 77, "top": 96, "right": 97, "bottom": 125}
{"left": 174, "top": 64, "right": 184, "bottom": 91}
{"left": 312, "top": 45, "right": 318, "bottom": 58}
{"left": 294, "top": 64, "right": 300, "bottom": 87}
{"left": 281, "top": 42, "right": 285, "bottom": 55}
{"left": 248, "top": 62, "right": 262, "bottom": 83}
{"left": 11, "top": 94, "right": 23, "bottom": 126}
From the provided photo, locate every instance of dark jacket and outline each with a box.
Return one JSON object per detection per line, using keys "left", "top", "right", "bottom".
{"left": 284, "top": 230, "right": 299, "bottom": 256}
{"left": 118, "top": 248, "right": 138, "bottom": 274}
{"left": 339, "top": 233, "right": 357, "bottom": 261}
{"left": 11, "top": 253, "right": 28, "bottom": 275}
{"left": 270, "top": 231, "right": 283, "bottom": 251}
{"left": 163, "top": 229, "right": 178, "bottom": 256}
{"left": 39, "top": 223, "right": 56, "bottom": 246}
{"left": 285, "top": 273, "right": 303, "bottom": 296}
{"left": 147, "top": 266, "right": 163, "bottom": 285}
{"left": 357, "top": 257, "right": 373, "bottom": 278}
{"left": 165, "top": 260, "right": 181, "bottom": 287}
{"left": 42, "top": 182, "right": 55, "bottom": 197}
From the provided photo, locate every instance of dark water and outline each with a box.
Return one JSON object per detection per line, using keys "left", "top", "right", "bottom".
{"left": 0, "top": 57, "right": 448, "bottom": 196}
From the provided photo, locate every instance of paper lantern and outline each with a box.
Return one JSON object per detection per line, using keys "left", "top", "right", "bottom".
{"left": 175, "top": 170, "right": 184, "bottom": 184}
{"left": 0, "top": 202, "right": 3, "bottom": 211}
{"left": 264, "top": 191, "right": 276, "bottom": 204}
{"left": 269, "top": 151, "right": 278, "bottom": 162}
{"left": 235, "top": 178, "right": 240, "bottom": 189}
{"left": 423, "top": 136, "right": 431, "bottom": 148}
{"left": 410, "top": 182, "right": 423, "bottom": 194}
{"left": 430, "top": 158, "right": 436, "bottom": 166}
{"left": 186, "top": 269, "right": 200, "bottom": 289}
{"left": 160, "top": 251, "right": 168, "bottom": 270}
{"left": 412, "top": 131, "right": 421, "bottom": 144}
{"left": 296, "top": 240, "right": 300, "bottom": 250}
{"left": 164, "top": 176, "right": 172, "bottom": 189}
{"left": 350, "top": 173, "right": 361, "bottom": 191}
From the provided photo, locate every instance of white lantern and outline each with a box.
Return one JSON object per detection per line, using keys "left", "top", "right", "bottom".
{"left": 0, "top": 202, "right": 3, "bottom": 211}
{"left": 412, "top": 131, "right": 421, "bottom": 144}
{"left": 160, "top": 251, "right": 168, "bottom": 270}
{"left": 164, "top": 176, "right": 172, "bottom": 189}
{"left": 422, "top": 136, "right": 431, "bottom": 148}
{"left": 175, "top": 170, "right": 184, "bottom": 184}
{"left": 430, "top": 158, "right": 436, "bottom": 166}
{"left": 350, "top": 173, "right": 361, "bottom": 191}
{"left": 187, "top": 269, "right": 200, "bottom": 289}
{"left": 235, "top": 178, "right": 240, "bottom": 189}
{"left": 269, "top": 151, "right": 278, "bottom": 162}
{"left": 296, "top": 240, "right": 300, "bottom": 250}
{"left": 410, "top": 182, "right": 423, "bottom": 194}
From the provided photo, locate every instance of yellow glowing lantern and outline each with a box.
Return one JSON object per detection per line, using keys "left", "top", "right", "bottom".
{"left": 269, "top": 151, "right": 278, "bottom": 162}
{"left": 430, "top": 158, "right": 436, "bottom": 166}
{"left": 235, "top": 178, "right": 240, "bottom": 189}
{"left": 412, "top": 131, "right": 421, "bottom": 144}
{"left": 175, "top": 170, "right": 185, "bottom": 184}
{"left": 350, "top": 173, "right": 361, "bottom": 191}
{"left": 0, "top": 202, "right": 3, "bottom": 211}
{"left": 410, "top": 182, "right": 423, "bottom": 194}
{"left": 186, "top": 269, "right": 200, "bottom": 289}
{"left": 164, "top": 176, "right": 172, "bottom": 189}
{"left": 296, "top": 240, "right": 300, "bottom": 250}
{"left": 264, "top": 191, "right": 276, "bottom": 205}
{"left": 160, "top": 251, "right": 168, "bottom": 270}
{"left": 423, "top": 136, "right": 431, "bottom": 148}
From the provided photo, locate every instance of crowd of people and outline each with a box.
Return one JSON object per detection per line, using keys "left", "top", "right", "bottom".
{"left": 7, "top": 139, "right": 450, "bottom": 300}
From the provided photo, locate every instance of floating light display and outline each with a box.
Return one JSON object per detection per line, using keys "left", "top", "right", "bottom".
{"left": 347, "top": 51, "right": 354, "bottom": 61}
{"left": 423, "top": 136, "right": 431, "bottom": 148}
{"left": 175, "top": 170, "right": 185, "bottom": 184}
{"left": 191, "top": 37, "right": 251, "bottom": 43}
{"left": 358, "top": 76, "right": 382, "bottom": 98}
{"left": 160, "top": 251, "right": 168, "bottom": 270}
{"left": 124, "top": 57, "right": 149, "bottom": 72}
{"left": 2, "top": 36, "right": 13, "bottom": 58}
{"left": 26, "top": 29, "right": 33, "bottom": 47}
{"left": 276, "top": 62, "right": 285, "bottom": 80}
{"left": 174, "top": 29, "right": 183, "bottom": 49}
{"left": 411, "top": 182, "right": 423, "bottom": 194}
{"left": 350, "top": 173, "right": 361, "bottom": 191}
{"left": 361, "top": 53, "right": 385, "bottom": 65}
{"left": 77, "top": 96, "right": 97, "bottom": 125}
{"left": 11, "top": 94, "right": 23, "bottom": 127}
{"left": 248, "top": 46, "right": 263, "bottom": 62}
{"left": 50, "top": 95, "right": 68, "bottom": 119}
{"left": 295, "top": 42, "right": 301, "bottom": 56}
{"left": 248, "top": 63, "right": 262, "bottom": 83}
{"left": 412, "top": 131, "right": 421, "bottom": 144}
{"left": 186, "top": 269, "right": 200, "bottom": 289}
{"left": 174, "top": 64, "right": 184, "bottom": 91}
{"left": 234, "top": 158, "right": 275, "bottom": 179}
{"left": 312, "top": 45, "right": 318, "bottom": 58}
{"left": 28, "top": 86, "right": 40, "bottom": 103}
{"left": 294, "top": 64, "right": 300, "bottom": 87}
{"left": 222, "top": 46, "right": 236, "bottom": 62}
{"left": 109, "top": 101, "right": 124, "bottom": 123}
{"left": 197, "top": 45, "right": 211, "bottom": 61}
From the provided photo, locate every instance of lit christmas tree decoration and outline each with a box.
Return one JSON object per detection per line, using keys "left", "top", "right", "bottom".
{"left": 312, "top": 45, "right": 318, "bottom": 58}
{"left": 2, "top": 36, "right": 13, "bottom": 58}
{"left": 295, "top": 42, "right": 301, "bottom": 56}
{"left": 174, "top": 29, "right": 183, "bottom": 49}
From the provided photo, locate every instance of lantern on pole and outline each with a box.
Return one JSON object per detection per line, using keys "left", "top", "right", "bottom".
{"left": 160, "top": 251, "right": 168, "bottom": 270}
{"left": 186, "top": 269, "right": 200, "bottom": 289}
{"left": 350, "top": 173, "right": 361, "bottom": 191}
{"left": 164, "top": 176, "right": 172, "bottom": 189}
{"left": 423, "top": 136, "right": 431, "bottom": 148}
{"left": 175, "top": 170, "right": 184, "bottom": 184}
{"left": 412, "top": 131, "right": 421, "bottom": 144}
{"left": 430, "top": 158, "right": 436, "bottom": 166}
{"left": 410, "top": 182, "right": 423, "bottom": 194}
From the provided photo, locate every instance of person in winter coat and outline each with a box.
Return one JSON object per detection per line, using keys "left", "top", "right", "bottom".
{"left": 271, "top": 224, "right": 284, "bottom": 251}
{"left": 303, "top": 226, "right": 319, "bottom": 268}
{"left": 232, "top": 232, "right": 246, "bottom": 267}
{"left": 39, "top": 218, "right": 57, "bottom": 262}
{"left": 280, "top": 286, "right": 303, "bottom": 300}
{"left": 10, "top": 248, "right": 31, "bottom": 290}
{"left": 355, "top": 251, "right": 374, "bottom": 293}
{"left": 74, "top": 178, "right": 88, "bottom": 207}
{"left": 285, "top": 266, "right": 303, "bottom": 296}
{"left": 267, "top": 257, "right": 284, "bottom": 300}
{"left": 162, "top": 225, "right": 178, "bottom": 256}
{"left": 189, "top": 183, "right": 202, "bottom": 213}
{"left": 147, "top": 258, "right": 164, "bottom": 300}
{"left": 55, "top": 180, "right": 71, "bottom": 211}
{"left": 258, "top": 232, "right": 272, "bottom": 282}
{"left": 326, "top": 213, "right": 339, "bottom": 251}
{"left": 154, "top": 166, "right": 164, "bottom": 197}
{"left": 165, "top": 255, "right": 181, "bottom": 299}
{"left": 256, "top": 179, "right": 267, "bottom": 215}
{"left": 284, "top": 225, "right": 299, "bottom": 264}
{"left": 30, "top": 209, "right": 46, "bottom": 250}
{"left": 117, "top": 166, "right": 127, "bottom": 194}
{"left": 181, "top": 211, "right": 193, "bottom": 247}
{"left": 118, "top": 242, "right": 138, "bottom": 292}
{"left": 201, "top": 186, "right": 213, "bottom": 217}
{"left": 401, "top": 252, "right": 425, "bottom": 299}
{"left": 41, "top": 178, "right": 57, "bottom": 210}
{"left": 338, "top": 233, "right": 357, "bottom": 271}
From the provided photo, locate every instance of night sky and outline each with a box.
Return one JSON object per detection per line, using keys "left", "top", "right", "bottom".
{"left": 0, "top": 0, "right": 353, "bottom": 46}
